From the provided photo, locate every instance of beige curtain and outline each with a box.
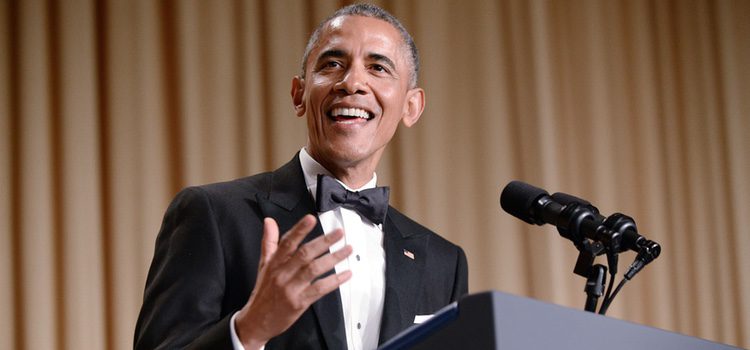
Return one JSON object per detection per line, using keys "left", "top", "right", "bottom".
{"left": 2, "top": 0, "right": 749, "bottom": 349}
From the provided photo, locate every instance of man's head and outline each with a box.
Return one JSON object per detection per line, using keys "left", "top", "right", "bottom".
{"left": 291, "top": 4, "right": 425, "bottom": 186}
{"left": 301, "top": 4, "right": 420, "bottom": 88}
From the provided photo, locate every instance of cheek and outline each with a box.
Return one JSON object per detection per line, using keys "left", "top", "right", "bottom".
{"left": 307, "top": 78, "right": 334, "bottom": 105}
{"left": 379, "top": 91, "right": 408, "bottom": 121}
{"left": 375, "top": 81, "right": 408, "bottom": 107}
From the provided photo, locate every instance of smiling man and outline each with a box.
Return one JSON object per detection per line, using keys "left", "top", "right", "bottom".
{"left": 135, "top": 4, "right": 468, "bottom": 350}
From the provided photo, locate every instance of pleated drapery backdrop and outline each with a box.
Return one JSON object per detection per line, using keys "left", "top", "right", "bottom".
{"left": 2, "top": 0, "right": 749, "bottom": 349}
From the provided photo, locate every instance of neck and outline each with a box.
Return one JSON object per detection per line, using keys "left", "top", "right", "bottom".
{"left": 330, "top": 168, "right": 374, "bottom": 189}
{"left": 307, "top": 151, "right": 379, "bottom": 189}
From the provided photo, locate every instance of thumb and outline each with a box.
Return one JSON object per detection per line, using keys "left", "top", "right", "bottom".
{"left": 261, "top": 217, "right": 279, "bottom": 266}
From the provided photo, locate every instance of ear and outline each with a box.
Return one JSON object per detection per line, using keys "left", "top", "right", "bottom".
{"left": 401, "top": 87, "right": 425, "bottom": 127}
{"left": 291, "top": 76, "right": 306, "bottom": 117}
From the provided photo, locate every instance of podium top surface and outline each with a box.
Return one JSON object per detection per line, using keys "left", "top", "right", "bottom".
{"left": 380, "top": 291, "right": 743, "bottom": 350}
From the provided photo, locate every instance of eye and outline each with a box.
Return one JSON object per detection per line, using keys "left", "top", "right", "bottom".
{"left": 323, "top": 61, "right": 342, "bottom": 69}
{"left": 371, "top": 64, "right": 388, "bottom": 73}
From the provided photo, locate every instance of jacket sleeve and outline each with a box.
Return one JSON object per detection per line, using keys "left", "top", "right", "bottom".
{"left": 134, "top": 187, "right": 235, "bottom": 349}
{"left": 451, "top": 246, "right": 469, "bottom": 302}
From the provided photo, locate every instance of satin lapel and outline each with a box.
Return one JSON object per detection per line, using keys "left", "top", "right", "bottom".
{"left": 378, "top": 210, "right": 427, "bottom": 344}
{"left": 256, "top": 155, "right": 347, "bottom": 350}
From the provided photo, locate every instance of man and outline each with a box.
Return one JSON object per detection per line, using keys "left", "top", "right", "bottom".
{"left": 135, "top": 4, "right": 468, "bottom": 349}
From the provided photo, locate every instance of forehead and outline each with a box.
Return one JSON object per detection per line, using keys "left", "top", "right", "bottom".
{"left": 312, "top": 15, "right": 407, "bottom": 62}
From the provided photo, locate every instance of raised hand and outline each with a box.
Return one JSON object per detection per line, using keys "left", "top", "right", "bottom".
{"left": 235, "top": 215, "right": 352, "bottom": 349}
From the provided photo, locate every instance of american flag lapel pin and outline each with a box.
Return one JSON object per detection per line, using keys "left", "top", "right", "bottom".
{"left": 403, "top": 249, "right": 415, "bottom": 260}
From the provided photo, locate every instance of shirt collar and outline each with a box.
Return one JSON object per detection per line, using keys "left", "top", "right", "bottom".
{"left": 299, "top": 148, "right": 378, "bottom": 202}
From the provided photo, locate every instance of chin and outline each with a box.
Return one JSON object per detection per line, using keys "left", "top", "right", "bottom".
{"left": 325, "top": 147, "right": 369, "bottom": 165}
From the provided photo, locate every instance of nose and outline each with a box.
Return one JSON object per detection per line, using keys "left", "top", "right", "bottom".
{"left": 334, "top": 65, "right": 368, "bottom": 95}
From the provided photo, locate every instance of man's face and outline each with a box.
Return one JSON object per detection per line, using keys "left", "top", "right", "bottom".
{"left": 292, "top": 15, "right": 424, "bottom": 175}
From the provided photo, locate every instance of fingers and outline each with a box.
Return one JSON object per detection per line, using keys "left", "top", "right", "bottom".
{"left": 263, "top": 216, "right": 351, "bottom": 286}
{"left": 302, "top": 270, "right": 353, "bottom": 304}
{"left": 264, "top": 216, "right": 347, "bottom": 271}
{"left": 292, "top": 241, "right": 352, "bottom": 283}
{"left": 291, "top": 228, "right": 345, "bottom": 264}
{"left": 235, "top": 216, "right": 354, "bottom": 346}
{"left": 274, "top": 214, "right": 318, "bottom": 258}
{"left": 260, "top": 218, "right": 280, "bottom": 265}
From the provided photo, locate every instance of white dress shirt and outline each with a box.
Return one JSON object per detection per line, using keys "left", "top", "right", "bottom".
{"left": 231, "top": 148, "right": 386, "bottom": 350}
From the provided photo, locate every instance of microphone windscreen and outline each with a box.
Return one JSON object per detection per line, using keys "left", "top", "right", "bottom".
{"left": 500, "top": 180, "right": 549, "bottom": 224}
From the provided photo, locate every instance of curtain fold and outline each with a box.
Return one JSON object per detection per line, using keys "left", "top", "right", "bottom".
{"left": 2, "top": 0, "right": 748, "bottom": 349}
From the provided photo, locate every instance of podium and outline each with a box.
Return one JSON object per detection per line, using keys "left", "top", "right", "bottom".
{"left": 379, "top": 291, "right": 740, "bottom": 350}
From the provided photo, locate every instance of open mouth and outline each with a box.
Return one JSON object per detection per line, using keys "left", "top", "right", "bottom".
{"left": 328, "top": 107, "right": 374, "bottom": 122}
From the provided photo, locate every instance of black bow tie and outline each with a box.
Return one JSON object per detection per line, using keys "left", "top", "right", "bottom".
{"left": 316, "top": 174, "right": 390, "bottom": 225}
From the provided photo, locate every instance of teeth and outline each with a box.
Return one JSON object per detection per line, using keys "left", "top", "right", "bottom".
{"left": 331, "top": 107, "right": 370, "bottom": 119}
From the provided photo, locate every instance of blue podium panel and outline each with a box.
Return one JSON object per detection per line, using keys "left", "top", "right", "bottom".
{"left": 380, "top": 291, "right": 741, "bottom": 350}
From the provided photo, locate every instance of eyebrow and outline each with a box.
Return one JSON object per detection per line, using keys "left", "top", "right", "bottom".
{"left": 368, "top": 52, "right": 396, "bottom": 71}
{"left": 317, "top": 49, "right": 346, "bottom": 63}
{"left": 315, "top": 49, "right": 397, "bottom": 71}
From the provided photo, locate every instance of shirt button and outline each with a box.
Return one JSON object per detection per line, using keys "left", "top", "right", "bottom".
{"left": 357, "top": 322, "right": 362, "bottom": 329}
{"left": 356, "top": 254, "right": 361, "bottom": 261}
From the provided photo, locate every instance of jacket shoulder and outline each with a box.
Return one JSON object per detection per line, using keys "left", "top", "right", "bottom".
{"left": 189, "top": 171, "right": 273, "bottom": 198}
{"left": 387, "top": 206, "right": 461, "bottom": 251}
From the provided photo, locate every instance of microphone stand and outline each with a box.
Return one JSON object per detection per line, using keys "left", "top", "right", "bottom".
{"left": 543, "top": 193, "right": 657, "bottom": 314}
{"left": 584, "top": 264, "right": 607, "bottom": 312}
{"left": 572, "top": 239, "right": 607, "bottom": 313}
{"left": 552, "top": 200, "right": 618, "bottom": 314}
{"left": 500, "top": 182, "right": 662, "bottom": 315}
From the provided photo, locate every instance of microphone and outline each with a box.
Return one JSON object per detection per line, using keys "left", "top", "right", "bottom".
{"left": 500, "top": 180, "right": 662, "bottom": 314}
{"left": 499, "top": 180, "right": 561, "bottom": 226}
{"left": 500, "top": 181, "right": 660, "bottom": 257}
{"left": 550, "top": 192, "right": 642, "bottom": 254}
{"left": 500, "top": 180, "right": 603, "bottom": 249}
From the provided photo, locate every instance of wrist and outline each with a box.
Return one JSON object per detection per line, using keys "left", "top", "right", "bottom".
{"left": 235, "top": 309, "right": 269, "bottom": 350}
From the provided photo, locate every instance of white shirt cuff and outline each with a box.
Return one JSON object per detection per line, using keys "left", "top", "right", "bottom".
{"left": 230, "top": 312, "right": 266, "bottom": 350}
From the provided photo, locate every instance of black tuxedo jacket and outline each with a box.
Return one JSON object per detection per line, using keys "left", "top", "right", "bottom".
{"left": 135, "top": 154, "right": 468, "bottom": 349}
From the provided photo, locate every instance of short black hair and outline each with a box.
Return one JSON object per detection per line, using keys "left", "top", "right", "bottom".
{"left": 300, "top": 3, "right": 420, "bottom": 87}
